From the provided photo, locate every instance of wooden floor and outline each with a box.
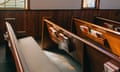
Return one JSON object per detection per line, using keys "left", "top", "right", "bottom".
{"left": 0, "top": 43, "right": 81, "bottom": 72}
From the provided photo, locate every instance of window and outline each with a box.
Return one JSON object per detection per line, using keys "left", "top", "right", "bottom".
{"left": 0, "top": 0, "right": 28, "bottom": 9}
{"left": 82, "top": 0, "right": 99, "bottom": 9}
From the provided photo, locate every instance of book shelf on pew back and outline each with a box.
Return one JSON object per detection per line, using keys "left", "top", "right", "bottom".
{"left": 94, "top": 17, "right": 120, "bottom": 32}
{"left": 72, "top": 17, "right": 120, "bottom": 72}
{"left": 72, "top": 17, "right": 120, "bottom": 57}
{"left": 42, "top": 17, "right": 83, "bottom": 62}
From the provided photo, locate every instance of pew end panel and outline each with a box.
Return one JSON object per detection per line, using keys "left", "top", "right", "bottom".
{"left": 41, "top": 17, "right": 59, "bottom": 49}
{"left": 41, "top": 20, "right": 58, "bottom": 49}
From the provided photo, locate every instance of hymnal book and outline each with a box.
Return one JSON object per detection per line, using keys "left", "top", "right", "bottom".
{"left": 80, "top": 25, "right": 89, "bottom": 33}
{"left": 104, "top": 61, "right": 119, "bottom": 72}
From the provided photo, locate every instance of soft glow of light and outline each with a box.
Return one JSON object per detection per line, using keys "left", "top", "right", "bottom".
{"left": 0, "top": 0, "right": 5, "bottom": 4}
{"left": 44, "top": 51, "right": 76, "bottom": 71}
{"left": 83, "top": 0, "right": 95, "bottom": 8}
{"left": 0, "top": 0, "right": 27, "bottom": 9}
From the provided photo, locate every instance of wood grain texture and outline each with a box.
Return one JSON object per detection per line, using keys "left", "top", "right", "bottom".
{"left": 0, "top": 10, "right": 120, "bottom": 43}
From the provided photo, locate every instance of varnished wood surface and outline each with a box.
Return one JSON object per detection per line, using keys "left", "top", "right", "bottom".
{"left": 43, "top": 18, "right": 120, "bottom": 72}
{"left": 6, "top": 22, "right": 23, "bottom": 72}
{"left": 95, "top": 17, "right": 120, "bottom": 26}
{"left": 44, "top": 18, "right": 120, "bottom": 62}
{"left": 73, "top": 18, "right": 120, "bottom": 35}
{"left": 0, "top": 10, "right": 120, "bottom": 43}
{"left": 72, "top": 17, "right": 120, "bottom": 72}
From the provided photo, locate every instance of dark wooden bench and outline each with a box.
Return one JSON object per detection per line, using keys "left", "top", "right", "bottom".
{"left": 72, "top": 17, "right": 120, "bottom": 72}
{"left": 5, "top": 21, "right": 61, "bottom": 72}
{"left": 42, "top": 17, "right": 120, "bottom": 72}
{"left": 94, "top": 17, "right": 120, "bottom": 32}
{"left": 72, "top": 17, "right": 120, "bottom": 53}
{"left": 42, "top": 17, "right": 85, "bottom": 71}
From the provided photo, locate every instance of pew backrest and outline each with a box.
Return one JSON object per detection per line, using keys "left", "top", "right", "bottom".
{"left": 94, "top": 17, "right": 120, "bottom": 32}
{"left": 72, "top": 17, "right": 120, "bottom": 57}
{"left": 6, "top": 22, "right": 23, "bottom": 72}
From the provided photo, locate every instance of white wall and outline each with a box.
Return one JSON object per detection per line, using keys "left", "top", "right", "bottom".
{"left": 30, "top": 0, "right": 81, "bottom": 9}
{"left": 30, "top": 0, "right": 120, "bottom": 9}
{"left": 100, "top": 0, "right": 120, "bottom": 9}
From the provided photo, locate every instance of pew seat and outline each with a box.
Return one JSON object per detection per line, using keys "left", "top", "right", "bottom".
{"left": 6, "top": 22, "right": 60, "bottom": 72}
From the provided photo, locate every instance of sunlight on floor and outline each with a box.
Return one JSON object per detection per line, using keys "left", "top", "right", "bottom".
{"left": 44, "top": 50, "right": 81, "bottom": 72}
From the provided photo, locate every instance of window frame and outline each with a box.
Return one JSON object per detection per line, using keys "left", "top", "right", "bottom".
{"left": 81, "top": 0, "right": 99, "bottom": 9}
{"left": 0, "top": 0, "right": 29, "bottom": 10}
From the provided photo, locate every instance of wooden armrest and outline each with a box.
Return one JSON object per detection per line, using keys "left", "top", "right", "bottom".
{"left": 16, "top": 31, "right": 28, "bottom": 39}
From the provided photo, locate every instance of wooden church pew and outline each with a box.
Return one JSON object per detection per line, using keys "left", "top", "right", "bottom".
{"left": 72, "top": 17, "right": 120, "bottom": 72}
{"left": 42, "top": 17, "right": 120, "bottom": 72}
{"left": 93, "top": 17, "right": 120, "bottom": 58}
{"left": 42, "top": 17, "right": 87, "bottom": 72}
{"left": 41, "top": 17, "right": 83, "bottom": 62}
{"left": 94, "top": 17, "right": 120, "bottom": 32}
{"left": 5, "top": 21, "right": 61, "bottom": 72}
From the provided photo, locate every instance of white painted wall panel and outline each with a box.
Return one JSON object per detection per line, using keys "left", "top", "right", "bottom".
{"left": 100, "top": 0, "right": 120, "bottom": 9}
{"left": 30, "top": 0, "right": 81, "bottom": 9}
